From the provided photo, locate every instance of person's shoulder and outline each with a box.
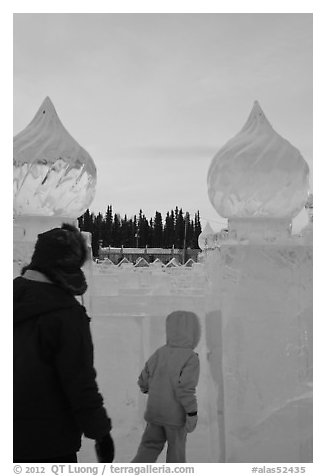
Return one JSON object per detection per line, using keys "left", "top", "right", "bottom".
{"left": 45, "top": 286, "right": 87, "bottom": 315}
{"left": 179, "top": 348, "right": 199, "bottom": 364}
{"left": 44, "top": 301, "right": 90, "bottom": 333}
{"left": 153, "top": 345, "right": 168, "bottom": 356}
{"left": 147, "top": 345, "right": 165, "bottom": 362}
{"left": 52, "top": 291, "right": 88, "bottom": 320}
{"left": 38, "top": 287, "right": 88, "bottom": 322}
{"left": 58, "top": 298, "right": 88, "bottom": 319}
{"left": 13, "top": 275, "right": 28, "bottom": 293}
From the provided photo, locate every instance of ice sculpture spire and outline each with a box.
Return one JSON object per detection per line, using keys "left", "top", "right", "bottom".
{"left": 207, "top": 101, "right": 310, "bottom": 235}
{"left": 13, "top": 97, "right": 97, "bottom": 218}
{"left": 198, "top": 221, "right": 216, "bottom": 250}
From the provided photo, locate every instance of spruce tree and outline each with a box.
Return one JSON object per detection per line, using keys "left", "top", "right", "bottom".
{"left": 104, "top": 205, "right": 113, "bottom": 246}
{"left": 112, "top": 213, "right": 122, "bottom": 247}
{"left": 175, "top": 207, "right": 185, "bottom": 249}
{"left": 163, "top": 211, "right": 175, "bottom": 248}
{"left": 153, "top": 211, "right": 163, "bottom": 248}
{"left": 194, "top": 211, "right": 202, "bottom": 249}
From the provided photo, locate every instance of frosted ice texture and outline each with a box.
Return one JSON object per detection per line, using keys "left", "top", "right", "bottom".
{"left": 13, "top": 97, "right": 97, "bottom": 218}
{"left": 207, "top": 101, "right": 310, "bottom": 219}
{"left": 215, "top": 244, "right": 312, "bottom": 462}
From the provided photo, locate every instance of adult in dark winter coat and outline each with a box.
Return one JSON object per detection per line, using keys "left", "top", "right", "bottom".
{"left": 13, "top": 223, "right": 114, "bottom": 463}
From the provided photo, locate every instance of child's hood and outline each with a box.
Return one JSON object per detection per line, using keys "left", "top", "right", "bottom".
{"left": 166, "top": 311, "right": 201, "bottom": 349}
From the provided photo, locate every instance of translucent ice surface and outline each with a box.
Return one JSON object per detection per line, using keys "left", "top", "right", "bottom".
{"left": 207, "top": 101, "right": 310, "bottom": 219}
{"left": 215, "top": 244, "right": 313, "bottom": 462}
{"left": 198, "top": 222, "right": 216, "bottom": 250}
{"left": 13, "top": 97, "right": 97, "bottom": 217}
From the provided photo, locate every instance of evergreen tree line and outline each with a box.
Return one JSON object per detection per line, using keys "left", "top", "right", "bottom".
{"left": 78, "top": 206, "right": 202, "bottom": 257}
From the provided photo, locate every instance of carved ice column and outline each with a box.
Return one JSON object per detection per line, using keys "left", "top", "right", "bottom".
{"left": 198, "top": 222, "right": 225, "bottom": 462}
{"left": 13, "top": 97, "right": 97, "bottom": 311}
{"left": 206, "top": 101, "right": 312, "bottom": 463}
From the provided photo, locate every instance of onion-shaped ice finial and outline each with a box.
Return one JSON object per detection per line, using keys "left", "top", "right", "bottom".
{"left": 13, "top": 97, "right": 97, "bottom": 218}
{"left": 207, "top": 101, "right": 310, "bottom": 219}
{"left": 198, "top": 221, "right": 216, "bottom": 250}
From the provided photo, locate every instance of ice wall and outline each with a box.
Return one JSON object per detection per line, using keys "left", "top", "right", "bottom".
{"left": 206, "top": 244, "right": 312, "bottom": 463}
{"left": 78, "top": 264, "right": 221, "bottom": 463}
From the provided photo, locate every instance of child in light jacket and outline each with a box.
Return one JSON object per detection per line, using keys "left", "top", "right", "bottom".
{"left": 131, "top": 310, "right": 200, "bottom": 463}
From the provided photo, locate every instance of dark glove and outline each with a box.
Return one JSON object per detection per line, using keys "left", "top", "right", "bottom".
{"left": 185, "top": 412, "right": 198, "bottom": 433}
{"left": 95, "top": 432, "right": 115, "bottom": 462}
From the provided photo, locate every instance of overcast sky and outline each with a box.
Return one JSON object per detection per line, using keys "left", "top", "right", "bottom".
{"left": 13, "top": 13, "right": 312, "bottom": 230}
